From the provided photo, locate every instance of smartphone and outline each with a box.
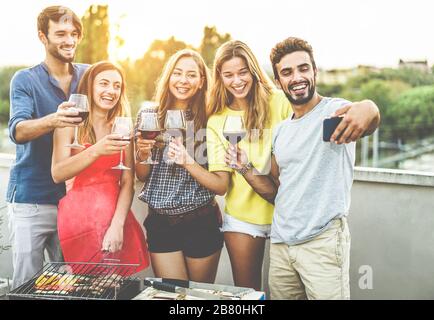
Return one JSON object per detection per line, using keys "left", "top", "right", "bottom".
{"left": 323, "top": 116, "right": 343, "bottom": 142}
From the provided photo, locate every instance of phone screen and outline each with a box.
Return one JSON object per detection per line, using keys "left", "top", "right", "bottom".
{"left": 323, "top": 116, "right": 343, "bottom": 142}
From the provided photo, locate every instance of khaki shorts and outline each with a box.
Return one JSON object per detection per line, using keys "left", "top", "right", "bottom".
{"left": 269, "top": 218, "right": 351, "bottom": 300}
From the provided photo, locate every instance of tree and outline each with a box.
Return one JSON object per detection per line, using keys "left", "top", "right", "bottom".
{"left": 75, "top": 5, "right": 110, "bottom": 64}
{"left": 199, "top": 26, "right": 231, "bottom": 68}
{"left": 386, "top": 86, "right": 434, "bottom": 140}
{"left": 121, "top": 37, "right": 188, "bottom": 114}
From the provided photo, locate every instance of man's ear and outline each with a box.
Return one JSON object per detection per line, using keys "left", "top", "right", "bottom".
{"left": 38, "top": 31, "right": 48, "bottom": 46}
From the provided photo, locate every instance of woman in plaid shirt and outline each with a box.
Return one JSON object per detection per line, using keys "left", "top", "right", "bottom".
{"left": 135, "top": 49, "right": 228, "bottom": 283}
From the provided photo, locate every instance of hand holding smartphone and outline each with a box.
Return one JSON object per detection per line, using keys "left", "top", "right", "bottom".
{"left": 323, "top": 116, "right": 344, "bottom": 142}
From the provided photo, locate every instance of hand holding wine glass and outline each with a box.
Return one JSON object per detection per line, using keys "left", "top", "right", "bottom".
{"left": 224, "top": 144, "right": 249, "bottom": 170}
{"left": 137, "top": 111, "right": 161, "bottom": 164}
{"left": 223, "top": 115, "right": 246, "bottom": 168}
{"left": 65, "top": 94, "right": 90, "bottom": 149}
{"left": 168, "top": 138, "right": 192, "bottom": 166}
{"left": 111, "top": 117, "right": 133, "bottom": 170}
{"left": 164, "top": 110, "right": 186, "bottom": 164}
{"left": 92, "top": 133, "right": 130, "bottom": 157}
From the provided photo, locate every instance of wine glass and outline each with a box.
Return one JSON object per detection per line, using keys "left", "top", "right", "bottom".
{"left": 223, "top": 115, "right": 246, "bottom": 168}
{"left": 137, "top": 111, "right": 161, "bottom": 164}
{"left": 164, "top": 110, "right": 186, "bottom": 164}
{"left": 111, "top": 117, "right": 133, "bottom": 170}
{"left": 65, "top": 94, "right": 89, "bottom": 149}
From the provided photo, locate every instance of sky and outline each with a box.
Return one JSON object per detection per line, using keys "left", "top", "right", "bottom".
{"left": 0, "top": 0, "right": 433, "bottom": 70}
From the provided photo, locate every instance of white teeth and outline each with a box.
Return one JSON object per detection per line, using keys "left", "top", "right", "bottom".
{"left": 233, "top": 85, "right": 245, "bottom": 92}
{"left": 176, "top": 88, "right": 189, "bottom": 93}
{"left": 292, "top": 84, "right": 307, "bottom": 90}
{"left": 101, "top": 96, "right": 114, "bottom": 102}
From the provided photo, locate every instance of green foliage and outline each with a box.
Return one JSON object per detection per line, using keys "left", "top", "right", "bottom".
{"left": 121, "top": 37, "right": 188, "bottom": 114}
{"left": 199, "top": 26, "right": 231, "bottom": 68}
{"left": 75, "top": 5, "right": 109, "bottom": 64}
{"left": 120, "top": 26, "right": 232, "bottom": 116}
{"left": 0, "top": 100, "right": 9, "bottom": 123}
{"left": 0, "top": 66, "right": 25, "bottom": 100}
{"left": 385, "top": 86, "right": 434, "bottom": 140}
{"left": 317, "top": 83, "right": 343, "bottom": 97}
{"left": 318, "top": 67, "right": 434, "bottom": 141}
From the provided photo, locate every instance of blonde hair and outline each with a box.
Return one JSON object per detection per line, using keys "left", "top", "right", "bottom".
{"left": 77, "top": 61, "right": 131, "bottom": 144}
{"left": 154, "top": 49, "right": 210, "bottom": 136}
{"left": 208, "top": 40, "right": 274, "bottom": 139}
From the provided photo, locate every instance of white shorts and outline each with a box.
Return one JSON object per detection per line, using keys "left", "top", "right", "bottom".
{"left": 220, "top": 213, "right": 271, "bottom": 239}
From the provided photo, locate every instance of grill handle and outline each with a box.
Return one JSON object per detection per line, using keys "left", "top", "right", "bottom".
{"left": 144, "top": 280, "right": 177, "bottom": 293}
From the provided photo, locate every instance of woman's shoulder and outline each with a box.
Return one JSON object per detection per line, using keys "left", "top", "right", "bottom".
{"left": 269, "top": 89, "right": 292, "bottom": 122}
{"left": 207, "top": 107, "right": 229, "bottom": 127}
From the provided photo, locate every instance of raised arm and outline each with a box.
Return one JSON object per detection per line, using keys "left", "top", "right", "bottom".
{"left": 330, "top": 99, "right": 381, "bottom": 144}
{"left": 51, "top": 128, "right": 130, "bottom": 183}
{"left": 225, "top": 145, "right": 279, "bottom": 204}
{"left": 10, "top": 70, "right": 85, "bottom": 144}
{"left": 168, "top": 139, "right": 230, "bottom": 196}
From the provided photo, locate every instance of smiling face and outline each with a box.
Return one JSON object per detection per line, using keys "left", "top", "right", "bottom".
{"left": 220, "top": 56, "right": 254, "bottom": 103}
{"left": 275, "top": 51, "right": 317, "bottom": 106}
{"left": 92, "top": 70, "right": 123, "bottom": 112}
{"left": 168, "top": 57, "right": 204, "bottom": 106}
{"left": 40, "top": 20, "right": 80, "bottom": 63}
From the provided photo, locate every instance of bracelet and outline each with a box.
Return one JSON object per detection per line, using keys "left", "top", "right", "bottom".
{"left": 237, "top": 161, "right": 253, "bottom": 176}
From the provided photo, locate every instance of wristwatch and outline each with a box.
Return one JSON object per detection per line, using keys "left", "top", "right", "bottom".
{"left": 237, "top": 162, "right": 254, "bottom": 176}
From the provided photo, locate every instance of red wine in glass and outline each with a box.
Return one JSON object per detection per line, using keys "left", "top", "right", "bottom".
{"left": 140, "top": 130, "right": 161, "bottom": 140}
{"left": 66, "top": 110, "right": 89, "bottom": 122}
{"left": 78, "top": 111, "right": 89, "bottom": 122}
{"left": 65, "top": 94, "right": 89, "bottom": 149}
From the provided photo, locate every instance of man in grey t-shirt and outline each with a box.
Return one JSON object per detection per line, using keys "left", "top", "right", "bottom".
{"left": 226, "top": 37, "right": 380, "bottom": 299}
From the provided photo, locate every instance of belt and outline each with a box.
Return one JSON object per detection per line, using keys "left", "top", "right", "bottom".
{"left": 149, "top": 200, "right": 219, "bottom": 226}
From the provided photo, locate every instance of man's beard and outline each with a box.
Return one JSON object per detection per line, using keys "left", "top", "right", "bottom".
{"left": 48, "top": 43, "right": 75, "bottom": 63}
{"left": 284, "top": 79, "right": 316, "bottom": 106}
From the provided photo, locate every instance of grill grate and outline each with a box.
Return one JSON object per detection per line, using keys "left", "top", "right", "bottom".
{"left": 8, "top": 259, "right": 139, "bottom": 300}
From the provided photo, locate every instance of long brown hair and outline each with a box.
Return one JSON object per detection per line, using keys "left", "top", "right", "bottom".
{"left": 154, "top": 49, "right": 210, "bottom": 136}
{"left": 77, "top": 61, "right": 130, "bottom": 144}
{"left": 208, "top": 40, "right": 274, "bottom": 139}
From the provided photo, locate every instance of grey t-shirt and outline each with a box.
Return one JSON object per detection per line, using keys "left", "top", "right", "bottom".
{"left": 271, "top": 97, "right": 355, "bottom": 245}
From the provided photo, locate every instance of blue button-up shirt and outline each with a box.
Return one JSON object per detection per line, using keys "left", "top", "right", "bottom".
{"left": 7, "top": 62, "right": 89, "bottom": 204}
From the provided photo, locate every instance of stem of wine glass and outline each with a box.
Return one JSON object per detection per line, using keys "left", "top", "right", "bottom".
{"left": 119, "top": 149, "right": 124, "bottom": 166}
{"left": 73, "top": 126, "right": 79, "bottom": 144}
{"left": 230, "top": 143, "right": 237, "bottom": 168}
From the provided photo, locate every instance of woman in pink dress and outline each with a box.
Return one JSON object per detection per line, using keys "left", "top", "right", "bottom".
{"left": 51, "top": 61, "right": 149, "bottom": 274}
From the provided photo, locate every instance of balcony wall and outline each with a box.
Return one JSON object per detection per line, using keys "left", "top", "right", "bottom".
{"left": 1, "top": 154, "right": 433, "bottom": 299}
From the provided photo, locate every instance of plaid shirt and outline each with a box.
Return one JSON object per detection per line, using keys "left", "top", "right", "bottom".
{"left": 137, "top": 108, "right": 215, "bottom": 215}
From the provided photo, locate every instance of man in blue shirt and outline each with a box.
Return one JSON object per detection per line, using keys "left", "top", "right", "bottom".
{"left": 7, "top": 6, "right": 88, "bottom": 289}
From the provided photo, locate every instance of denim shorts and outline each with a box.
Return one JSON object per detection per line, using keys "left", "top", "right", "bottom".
{"left": 220, "top": 213, "right": 271, "bottom": 238}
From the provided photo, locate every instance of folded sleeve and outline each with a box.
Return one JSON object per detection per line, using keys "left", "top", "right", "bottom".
{"left": 8, "top": 71, "right": 34, "bottom": 144}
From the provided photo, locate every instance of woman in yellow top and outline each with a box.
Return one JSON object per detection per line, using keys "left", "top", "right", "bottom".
{"left": 168, "top": 40, "right": 291, "bottom": 290}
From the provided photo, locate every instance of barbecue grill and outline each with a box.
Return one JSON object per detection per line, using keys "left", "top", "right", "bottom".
{"left": 8, "top": 257, "right": 142, "bottom": 300}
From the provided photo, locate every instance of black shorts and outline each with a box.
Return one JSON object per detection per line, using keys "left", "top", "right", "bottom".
{"left": 144, "top": 202, "right": 224, "bottom": 258}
